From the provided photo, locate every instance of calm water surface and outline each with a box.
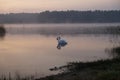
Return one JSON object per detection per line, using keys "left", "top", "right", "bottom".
{"left": 0, "top": 23, "right": 120, "bottom": 77}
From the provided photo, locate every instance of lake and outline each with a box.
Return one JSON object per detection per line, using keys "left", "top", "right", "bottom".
{"left": 0, "top": 23, "right": 120, "bottom": 78}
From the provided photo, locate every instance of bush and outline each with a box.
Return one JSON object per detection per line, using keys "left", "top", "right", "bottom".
{"left": 0, "top": 25, "right": 6, "bottom": 37}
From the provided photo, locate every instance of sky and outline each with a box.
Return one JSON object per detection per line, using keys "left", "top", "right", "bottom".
{"left": 0, "top": 0, "right": 120, "bottom": 13}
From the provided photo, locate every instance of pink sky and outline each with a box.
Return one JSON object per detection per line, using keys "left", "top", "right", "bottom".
{"left": 0, "top": 0, "right": 120, "bottom": 13}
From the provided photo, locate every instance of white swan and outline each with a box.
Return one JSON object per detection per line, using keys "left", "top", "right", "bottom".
{"left": 56, "top": 36, "right": 67, "bottom": 49}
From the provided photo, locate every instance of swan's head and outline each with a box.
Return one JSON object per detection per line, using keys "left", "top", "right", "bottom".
{"left": 57, "top": 36, "right": 61, "bottom": 40}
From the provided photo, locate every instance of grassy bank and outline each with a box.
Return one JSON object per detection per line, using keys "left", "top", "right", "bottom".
{"left": 0, "top": 58, "right": 120, "bottom": 80}
{"left": 36, "top": 58, "right": 120, "bottom": 80}
{"left": 36, "top": 47, "right": 120, "bottom": 80}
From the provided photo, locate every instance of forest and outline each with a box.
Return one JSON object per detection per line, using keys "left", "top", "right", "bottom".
{"left": 0, "top": 10, "right": 120, "bottom": 23}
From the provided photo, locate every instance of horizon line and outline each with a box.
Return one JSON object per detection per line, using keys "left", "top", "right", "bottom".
{"left": 0, "top": 9, "right": 120, "bottom": 14}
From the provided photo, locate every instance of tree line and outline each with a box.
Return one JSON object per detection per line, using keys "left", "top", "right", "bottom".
{"left": 0, "top": 10, "right": 120, "bottom": 23}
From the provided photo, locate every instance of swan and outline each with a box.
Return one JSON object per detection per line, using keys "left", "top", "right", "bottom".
{"left": 56, "top": 36, "right": 67, "bottom": 49}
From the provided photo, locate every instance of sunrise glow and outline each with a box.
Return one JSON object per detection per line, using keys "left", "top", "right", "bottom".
{"left": 0, "top": 0, "right": 120, "bottom": 13}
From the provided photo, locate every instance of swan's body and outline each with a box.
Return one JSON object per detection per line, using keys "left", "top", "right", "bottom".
{"left": 57, "top": 36, "right": 67, "bottom": 45}
{"left": 58, "top": 39, "right": 67, "bottom": 46}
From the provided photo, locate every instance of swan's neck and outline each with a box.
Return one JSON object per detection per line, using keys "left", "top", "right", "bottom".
{"left": 57, "top": 36, "right": 61, "bottom": 40}
{"left": 57, "top": 39, "right": 61, "bottom": 42}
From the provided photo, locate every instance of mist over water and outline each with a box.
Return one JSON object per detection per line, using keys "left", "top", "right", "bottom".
{"left": 0, "top": 23, "right": 120, "bottom": 78}
{"left": 4, "top": 23, "right": 120, "bottom": 35}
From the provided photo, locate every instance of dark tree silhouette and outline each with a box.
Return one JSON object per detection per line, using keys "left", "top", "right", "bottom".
{"left": 0, "top": 10, "right": 120, "bottom": 23}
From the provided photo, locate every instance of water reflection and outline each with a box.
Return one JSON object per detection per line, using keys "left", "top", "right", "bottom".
{"left": 0, "top": 23, "right": 120, "bottom": 77}
{"left": 57, "top": 42, "right": 67, "bottom": 50}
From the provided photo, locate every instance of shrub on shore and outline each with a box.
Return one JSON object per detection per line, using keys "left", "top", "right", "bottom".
{"left": 0, "top": 25, "right": 6, "bottom": 37}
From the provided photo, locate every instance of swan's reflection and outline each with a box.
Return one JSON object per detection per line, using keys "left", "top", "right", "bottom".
{"left": 56, "top": 36, "right": 67, "bottom": 50}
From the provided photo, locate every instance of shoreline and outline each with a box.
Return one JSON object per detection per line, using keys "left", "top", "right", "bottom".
{"left": 36, "top": 58, "right": 120, "bottom": 80}
{"left": 37, "top": 47, "right": 120, "bottom": 80}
